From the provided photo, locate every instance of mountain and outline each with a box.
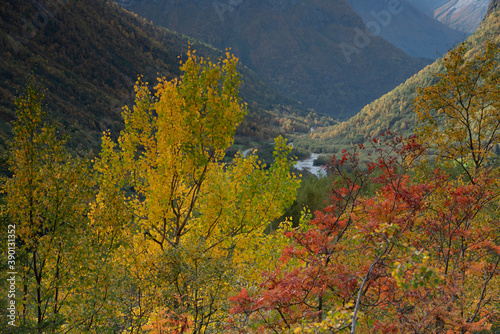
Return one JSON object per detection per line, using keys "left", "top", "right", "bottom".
{"left": 409, "top": 0, "right": 490, "bottom": 33}
{"left": 486, "top": 0, "right": 500, "bottom": 16}
{"left": 115, "top": 0, "right": 431, "bottom": 119}
{"left": 346, "top": 0, "right": 467, "bottom": 59}
{"left": 407, "top": 0, "right": 450, "bottom": 11}
{"left": 299, "top": 1, "right": 500, "bottom": 154}
{"left": 0, "top": 0, "right": 323, "bottom": 154}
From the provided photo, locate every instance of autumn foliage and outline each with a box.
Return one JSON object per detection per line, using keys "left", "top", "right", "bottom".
{"left": 228, "top": 41, "right": 500, "bottom": 334}
{"left": 415, "top": 41, "right": 500, "bottom": 181}
{"left": 2, "top": 40, "right": 500, "bottom": 334}
{"left": 229, "top": 131, "right": 500, "bottom": 333}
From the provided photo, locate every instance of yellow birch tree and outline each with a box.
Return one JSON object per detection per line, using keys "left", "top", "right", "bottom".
{"left": 93, "top": 49, "right": 300, "bottom": 333}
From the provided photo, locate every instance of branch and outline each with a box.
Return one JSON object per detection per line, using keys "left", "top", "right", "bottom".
{"left": 351, "top": 234, "right": 390, "bottom": 334}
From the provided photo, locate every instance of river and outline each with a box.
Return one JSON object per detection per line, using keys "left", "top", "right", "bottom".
{"left": 241, "top": 149, "right": 326, "bottom": 177}
{"left": 295, "top": 153, "right": 327, "bottom": 177}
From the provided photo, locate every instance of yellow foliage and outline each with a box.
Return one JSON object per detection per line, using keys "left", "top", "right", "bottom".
{"left": 415, "top": 41, "right": 500, "bottom": 181}
{"left": 92, "top": 49, "right": 300, "bottom": 332}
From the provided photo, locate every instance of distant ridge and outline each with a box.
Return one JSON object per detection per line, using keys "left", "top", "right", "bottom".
{"left": 303, "top": 0, "right": 500, "bottom": 153}
{"left": 434, "top": 0, "right": 490, "bottom": 33}
{"left": 115, "top": 0, "right": 431, "bottom": 119}
{"left": 409, "top": 0, "right": 490, "bottom": 33}
{"left": 347, "top": 0, "right": 467, "bottom": 59}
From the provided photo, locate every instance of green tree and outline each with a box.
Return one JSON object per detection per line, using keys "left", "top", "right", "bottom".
{"left": 1, "top": 84, "right": 114, "bottom": 333}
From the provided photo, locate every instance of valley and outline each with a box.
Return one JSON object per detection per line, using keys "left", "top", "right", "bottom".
{"left": 1, "top": 0, "right": 500, "bottom": 332}
{"left": 300, "top": 1, "right": 500, "bottom": 160}
{"left": 114, "top": 0, "right": 431, "bottom": 119}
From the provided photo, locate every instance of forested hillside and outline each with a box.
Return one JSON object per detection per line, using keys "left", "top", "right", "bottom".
{"left": 487, "top": 0, "right": 500, "bottom": 17}
{"left": 0, "top": 0, "right": 329, "bottom": 154}
{"left": 296, "top": 4, "right": 500, "bottom": 155}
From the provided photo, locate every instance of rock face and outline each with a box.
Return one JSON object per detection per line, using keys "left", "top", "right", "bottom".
{"left": 434, "top": 0, "right": 490, "bottom": 33}
{"left": 486, "top": 0, "right": 500, "bottom": 17}
{"left": 409, "top": 0, "right": 490, "bottom": 33}
{"left": 116, "top": 0, "right": 430, "bottom": 119}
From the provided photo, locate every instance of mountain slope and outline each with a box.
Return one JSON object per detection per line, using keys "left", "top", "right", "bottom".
{"left": 347, "top": 0, "right": 467, "bottom": 59}
{"left": 409, "top": 0, "right": 490, "bottom": 33}
{"left": 116, "top": 0, "right": 431, "bottom": 119}
{"left": 408, "top": 0, "right": 450, "bottom": 12}
{"left": 0, "top": 0, "right": 315, "bottom": 153}
{"left": 486, "top": 0, "right": 500, "bottom": 16}
{"left": 434, "top": 0, "right": 490, "bottom": 33}
{"left": 301, "top": 1, "right": 500, "bottom": 153}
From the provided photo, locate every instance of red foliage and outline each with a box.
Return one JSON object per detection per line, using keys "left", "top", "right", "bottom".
{"left": 229, "top": 132, "right": 500, "bottom": 333}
